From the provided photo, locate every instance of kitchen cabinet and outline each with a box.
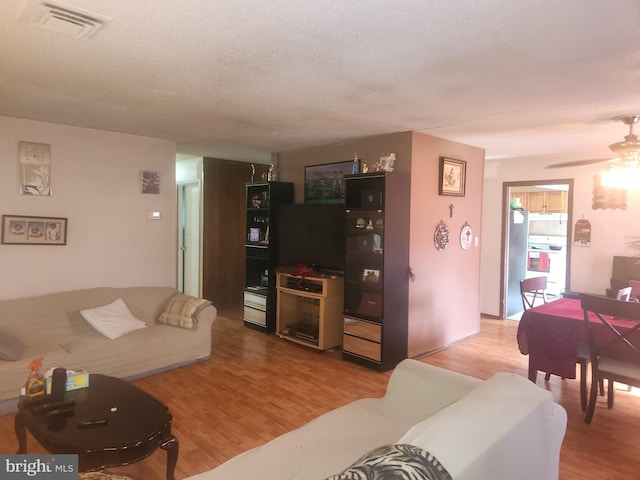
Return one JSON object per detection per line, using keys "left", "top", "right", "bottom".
{"left": 510, "top": 191, "right": 566, "bottom": 213}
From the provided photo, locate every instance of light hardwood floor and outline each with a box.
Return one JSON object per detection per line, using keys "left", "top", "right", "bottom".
{"left": 1, "top": 308, "right": 639, "bottom": 479}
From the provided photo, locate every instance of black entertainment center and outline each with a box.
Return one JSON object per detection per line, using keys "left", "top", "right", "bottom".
{"left": 244, "top": 173, "right": 409, "bottom": 371}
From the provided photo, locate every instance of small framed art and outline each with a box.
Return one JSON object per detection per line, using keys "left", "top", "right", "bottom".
{"left": 438, "top": 157, "right": 466, "bottom": 197}
{"left": 140, "top": 170, "right": 160, "bottom": 194}
{"left": 1, "top": 215, "right": 67, "bottom": 245}
{"left": 19, "top": 141, "right": 52, "bottom": 196}
{"left": 363, "top": 268, "right": 380, "bottom": 283}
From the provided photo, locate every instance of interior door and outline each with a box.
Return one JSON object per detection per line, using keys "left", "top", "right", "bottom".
{"left": 501, "top": 180, "right": 573, "bottom": 319}
{"left": 177, "top": 181, "right": 201, "bottom": 297}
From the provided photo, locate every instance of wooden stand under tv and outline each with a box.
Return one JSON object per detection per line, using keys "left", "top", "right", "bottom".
{"left": 275, "top": 271, "right": 344, "bottom": 351}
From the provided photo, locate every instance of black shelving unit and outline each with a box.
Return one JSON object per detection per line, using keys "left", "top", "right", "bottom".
{"left": 342, "top": 172, "right": 410, "bottom": 371}
{"left": 243, "top": 181, "right": 294, "bottom": 332}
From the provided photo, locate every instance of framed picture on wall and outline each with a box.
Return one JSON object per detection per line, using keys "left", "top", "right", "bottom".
{"left": 140, "top": 170, "right": 160, "bottom": 194}
{"left": 19, "top": 141, "right": 52, "bottom": 196}
{"left": 304, "top": 161, "right": 354, "bottom": 204}
{"left": 1, "top": 215, "right": 67, "bottom": 245}
{"left": 438, "top": 157, "right": 466, "bottom": 197}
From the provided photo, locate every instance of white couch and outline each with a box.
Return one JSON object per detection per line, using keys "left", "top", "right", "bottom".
{"left": 185, "top": 359, "right": 567, "bottom": 480}
{"left": 0, "top": 287, "right": 216, "bottom": 414}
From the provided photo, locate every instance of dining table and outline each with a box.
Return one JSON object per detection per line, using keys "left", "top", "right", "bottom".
{"left": 516, "top": 296, "right": 640, "bottom": 383}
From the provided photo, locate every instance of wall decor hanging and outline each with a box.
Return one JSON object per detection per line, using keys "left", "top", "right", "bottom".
{"left": 460, "top": 222, "right": 473, "bottom": 250}
{"left": 1, "top": 215, "right": 67, "bottom": 245}
{"left": 434, "top": 220, "right": 449, "bottom": 251}
{"left": 140, "top": 170, "right": 160, "bottom": 194}
{"left": 574, "top": 218, "right": 591, "bottom": 247}
{"left": 438, "top": 157, "right": 466, "bottom": 197}
{"left": 19, "top": 141, "right": 52, "bottom": 196}
{"left": 591, "top": 174, "right": 627, "bottom": 210}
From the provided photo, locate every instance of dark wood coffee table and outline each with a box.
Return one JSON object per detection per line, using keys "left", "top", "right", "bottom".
{"left": 15, "top": 374, "right": 178, "bottom": 480}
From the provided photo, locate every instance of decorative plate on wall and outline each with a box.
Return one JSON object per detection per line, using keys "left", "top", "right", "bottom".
{"left": 434, "top": 220, "right": 449, "bottom": 251}
{"left": 460, "top": 222, "right": 473, "bottom": 250}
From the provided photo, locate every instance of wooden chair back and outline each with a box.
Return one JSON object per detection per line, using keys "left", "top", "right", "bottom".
{"left": 520, "top": 276, "right": 548, "bottom": 310}
{"left": 627, "top": 280, "right": 640, "bottom": 301}
{"left": 580, "top": 293, "right": 640, "bottom": 423}
{"left": 580, "top": 293, "right": 640, "bottom": 363}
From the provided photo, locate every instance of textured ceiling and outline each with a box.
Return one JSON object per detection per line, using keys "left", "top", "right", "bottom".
{"left": 0, "top": 0, "right": 639, "bottom": 164}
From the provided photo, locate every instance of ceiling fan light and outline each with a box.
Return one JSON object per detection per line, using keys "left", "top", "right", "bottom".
{"left": 609, "top": 135, "right": 640, "bottom": 157}
{"left": 608, "top": 115, "right": 640, "bottom": 164}
{"left": 601, "top": 163, "right": 640, "bottom": 189}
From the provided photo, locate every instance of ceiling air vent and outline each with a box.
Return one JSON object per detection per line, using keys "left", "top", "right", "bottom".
{"left": 22, "top": 1, "right": 111, "bottom": 39}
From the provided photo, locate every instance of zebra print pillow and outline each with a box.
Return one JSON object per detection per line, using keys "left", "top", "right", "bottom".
{"left": 325, "top": 443, "right": 452, "bottom": 480}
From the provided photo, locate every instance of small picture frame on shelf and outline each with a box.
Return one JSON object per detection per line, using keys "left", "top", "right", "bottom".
{"left": 250, "top": 194, "right": 262, "bottom": 208}
{"left": 438, "top": 157, "right": 466, "bottom": 197}
{"left": 363, "top": 268, "right": 380, "bottom": 283}
{"left": 249, "top": 227, "right": 260, "bottom": 242}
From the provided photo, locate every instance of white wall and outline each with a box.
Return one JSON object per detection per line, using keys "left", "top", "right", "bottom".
{"left": 176, "top": 156, "right": 203, "bottom": 183}
{"left": 0, "top": 116, "right": 177, "bottom": 300}
{"left": 481, "top": 157, "right": 640, "bottom": 317}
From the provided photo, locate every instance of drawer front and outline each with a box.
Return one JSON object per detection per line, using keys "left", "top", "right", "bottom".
{"left": 343, "top": 335, "right": 381, "bottom": 362}
{"left": 243, "top": 306, "right": 266, "bottom": 326}
{"left": 244, "top": 292, "right": 267, "bottom": 310}
{"left": 343, "top": 317, "right": 381, "bottom": 342}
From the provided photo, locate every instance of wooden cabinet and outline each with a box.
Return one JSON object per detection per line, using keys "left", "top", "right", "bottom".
{"left": 342, "top": 172, "right": 410, "bottom": 371}
{"left": 275, "top": 272, "right": 344, "bottom": 350}
{"left": 545, "top": 191, "right": 566, "bottom": 212}
{"left": 510, "top": 191, "right": 566, "bottom": 213}
{"left": 243, "top": 181, "right": 293, "bottom": 332}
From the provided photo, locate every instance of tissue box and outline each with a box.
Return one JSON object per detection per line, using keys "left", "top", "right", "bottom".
{"left": 45, "top": 369, "right": 90, "bottom": 394}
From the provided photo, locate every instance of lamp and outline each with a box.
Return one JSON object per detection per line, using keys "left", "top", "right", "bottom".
{"left": 601, "top": 115, "right": 640, "bottom": 189}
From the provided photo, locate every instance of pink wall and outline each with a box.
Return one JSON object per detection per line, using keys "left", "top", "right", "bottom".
{"left": 408, "top": 132, "right": 484, "bottom": 357}
{"left": 275, "top": 130, "right": 484, "bottom": 359}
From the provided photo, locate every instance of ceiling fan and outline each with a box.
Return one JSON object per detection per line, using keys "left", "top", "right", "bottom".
{"left": 545, "top": 115, "right": 640, "bottom": 169}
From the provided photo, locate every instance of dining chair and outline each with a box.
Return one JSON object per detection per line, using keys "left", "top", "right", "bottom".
{"left": 629, "top": 280, "right": 640, "bottom": 302}
{"left": 580, "top": 293, "right": 640, "bottom": 424}
{"left": 616, "top": 286, "right": 633, "bottom": 301}
{"left": 521, "top": 276, "right": 591, "bottom": 409}
{"left": 520, "top": 276, "right": 548, "bottom": 310}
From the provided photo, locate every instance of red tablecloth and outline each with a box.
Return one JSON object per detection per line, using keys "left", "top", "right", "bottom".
{"left": 517, "top": 297, "right": 640, "bottom": 379}
{"left": 517, "top": 298, "right": 584, "bottom": 379}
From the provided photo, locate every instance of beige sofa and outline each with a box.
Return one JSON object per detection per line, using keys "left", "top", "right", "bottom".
{"left": 0, "top": 287, "right": 216, "bottom": 414}
{"left": 185, "top": 360, "right": 567, "bottom": 480}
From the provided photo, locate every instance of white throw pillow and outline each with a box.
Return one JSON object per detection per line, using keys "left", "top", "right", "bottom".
{"left": 80, "top": 298, "right": 146, "bottom": 339}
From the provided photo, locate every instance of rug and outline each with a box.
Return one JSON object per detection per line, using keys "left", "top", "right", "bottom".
{"left": 78, "top": 473, "right": 136, "bottom": 480}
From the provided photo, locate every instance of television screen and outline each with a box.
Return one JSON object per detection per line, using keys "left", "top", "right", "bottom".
{"left": 277, "top": 204, "right": 345, "bottom": 273}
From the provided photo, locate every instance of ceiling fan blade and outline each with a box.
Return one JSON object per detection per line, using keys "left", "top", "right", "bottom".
{"left": 545, "top": 158, "right": 611, "bottom": 169}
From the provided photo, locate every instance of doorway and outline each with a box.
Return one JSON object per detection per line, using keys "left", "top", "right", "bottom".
{"left": 177, "top": 181, "right": 202, "bottom": 297}
{"left": 501, "top": 179, "right": 574, "bottom": 320}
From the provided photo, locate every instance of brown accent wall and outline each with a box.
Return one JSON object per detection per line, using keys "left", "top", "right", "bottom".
{"left": 202, "top": 158, "right": 269, "bottom": 308}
